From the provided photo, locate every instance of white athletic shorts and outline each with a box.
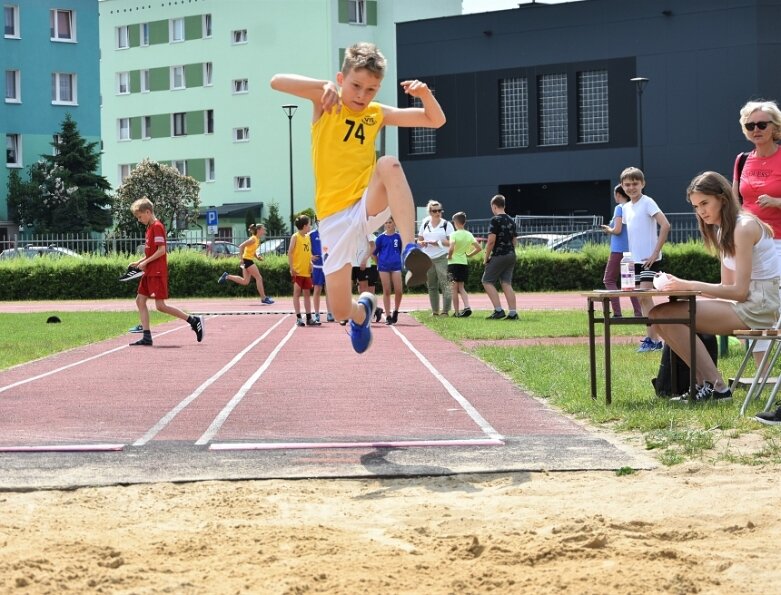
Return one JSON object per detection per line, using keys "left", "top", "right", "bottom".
{"left": 320, "top": 191, "right": 390, "bottom": 277}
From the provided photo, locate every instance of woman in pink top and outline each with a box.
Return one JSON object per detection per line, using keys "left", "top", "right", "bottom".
{"left": 733, "top": 100, "right": 781, "bottom": 269}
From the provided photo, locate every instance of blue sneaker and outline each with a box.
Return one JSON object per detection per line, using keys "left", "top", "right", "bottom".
{"left": 261, "top": 296, "right": 275, "bottom": 305}
{"left": 326, "top": 312, "right": 335, "bottom": 323}
{"left": 402, "top": 243, "right": 432, "bottom": 287}
{"left": 218, "top": 272, "right": 228, "bottom": 284}
{"left": 637, "top": 337, "right": 663, "bottom": 352}
{"left": 349, "top": 291, "right": 376, "bottom": 354}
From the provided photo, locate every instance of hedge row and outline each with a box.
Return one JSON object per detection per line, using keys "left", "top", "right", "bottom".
{"left": 0, "top": 243, "right": 719, "bottom": 301}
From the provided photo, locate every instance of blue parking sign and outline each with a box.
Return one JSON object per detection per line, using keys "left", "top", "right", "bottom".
{"left": 206, "top": 209, "right": 218, "bottom": 226}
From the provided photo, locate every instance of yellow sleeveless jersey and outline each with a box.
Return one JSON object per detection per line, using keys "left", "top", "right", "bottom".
{"left": 241, "top": 235, "right": 259, "bottom": 260}
{"left": 311, "top": 101, "right": 384, "bottom": 219}
{"left": 291, "top": 232, "right": 312, "bottom": 277}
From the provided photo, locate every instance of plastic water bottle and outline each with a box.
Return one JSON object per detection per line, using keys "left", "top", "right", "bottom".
{"left": 620, "top": 251, "right": 635, "bottom": 291}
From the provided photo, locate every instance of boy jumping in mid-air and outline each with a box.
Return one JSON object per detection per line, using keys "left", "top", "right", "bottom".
{"left": 128, "top": 197, "right": 204, "bottom": 346}
{"left": 271, "top": 42, "right": 446, "bottom": 353}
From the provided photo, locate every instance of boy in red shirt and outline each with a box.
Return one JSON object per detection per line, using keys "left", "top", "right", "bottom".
{"left": 129, "top": 197, "right": 204, "bottom": 346}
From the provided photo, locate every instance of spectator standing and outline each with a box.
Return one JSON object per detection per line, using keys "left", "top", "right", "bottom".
{"left": 482, "top": 194, "right": 518, "bottom": 320}
{"left": 621, "top": 167, "right": 671, "bottom": 351}
{"left": 600, "top": 184, "right": 641, "bottom": 317}
{"left": 418, "top": 200, "right": 453, "bottom": 316}
{"left": 288, "top": 215, "right": 314, "bottom": 327}
{"left": 447, "top": 211, "right": 482, "bottom": 317}
{"left": 374, "top": 217, "right": 403, "bottom": 324}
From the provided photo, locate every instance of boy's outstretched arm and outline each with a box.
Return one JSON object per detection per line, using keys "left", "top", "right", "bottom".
{"left": 383, "top": 79, "right": 446, "bottom": 129}
{"left": 270, "top": 74, "right": 340, "bottom": 118}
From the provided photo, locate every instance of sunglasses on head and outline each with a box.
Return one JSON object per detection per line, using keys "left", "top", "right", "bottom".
{"left": 745, "top": 121, "right": 772, "bottom": 131}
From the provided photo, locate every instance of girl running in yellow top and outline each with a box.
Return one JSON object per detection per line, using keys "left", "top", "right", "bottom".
{"left": 218, "top": 224, "right": 274, "bottom": 304}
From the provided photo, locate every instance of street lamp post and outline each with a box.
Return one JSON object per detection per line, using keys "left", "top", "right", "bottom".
{"left": 630, "top": 77, "right": 649, "bottom": 173}
{"left": 282, "top": 104, "right": 298, "bottom": 234}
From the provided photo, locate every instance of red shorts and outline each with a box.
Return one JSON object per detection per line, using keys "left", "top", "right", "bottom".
{"left": 293, "top": 275, "right": 313, "bottom": 290}
{"left": 138, "top": 274, "right": 169, "bottom": 299}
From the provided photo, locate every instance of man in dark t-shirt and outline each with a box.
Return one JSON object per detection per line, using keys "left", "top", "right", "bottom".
{"left": 481, "top": 194, "right": 518, "bottom": 320}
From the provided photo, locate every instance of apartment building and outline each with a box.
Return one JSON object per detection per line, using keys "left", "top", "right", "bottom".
{"left": 1, "top": 0, "right": 101, "bottom": 243}
{"left": 99, "top": 0, "right": 461, "bottom": 239}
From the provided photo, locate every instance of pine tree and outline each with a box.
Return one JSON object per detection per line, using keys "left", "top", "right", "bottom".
{"left": 262, "top": 201, "right": 287, "bottom": 236}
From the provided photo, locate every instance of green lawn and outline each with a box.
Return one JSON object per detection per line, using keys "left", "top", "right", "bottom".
{"left": 413, "top": 309, "right": 781, "bottom": 466}
{"left": 0, "top": 311, "right": 170, "bottom": 370}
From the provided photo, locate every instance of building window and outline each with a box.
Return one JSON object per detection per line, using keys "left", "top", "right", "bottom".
{"left": 171, "top": 65, "right": 185, "bottom": 90}
{"left": 499, "top": 77, "right": 528, "bottom": 149}
{"left": 118, "top": 118, "right": 130, "bottom": 141}
{"left": 52, "top": 134, "right": 62, "bottom": 156}
{"left": 51, "top": 72, "right": 76, "bottom": 104}
{"left": 234, "top": 176, "right": 251, "bottom": 190}
{"left": 140, "top": 22, "right": 149, "bottom": 46}
{"left": 142, "top": 116, "right": 151, "bottom": 139}
{"left": 5, "top": 4, "right": 20, "bottom": 38}
{"left": 172, "top": 160, "right": 187, "bottom": 175}
{"left": 205, "top": 109, "right": 214, "bottom": 134}
{"left": 6, "top": 133, "right": 20, "bottom": 167}
{"left": 408, "top": 95, "right": 436, "bottom": 155}
{"left": 116, "top": 25, "right": 129, "bottom": 49}
{"left": 117, "top": 71, "right": 129, "bottom": 95}
{"left": 538, "top": 73, "right": 568, "bottom": 146}
{"left": 50, "top": 9, "right": 74, "bottom": 41}
{"left": 206, "top": 158, "right": 215, "bottom": 181}
{"left": 233, "top": 127, "right": 249, "bottom": 142}
{"left": 577, "top": 69, "right": 609, "bottom": 144}
{"left": 204, "top": 62, "right": 213, "bottom": 86}
{"left": 348, "top": 0, "right": 367, "bottom": 25}
{"left": 232, "top": 78, "right": 248, "bottom": 94}
{"left": 5, "top": 69, "right": 20, "bottom": 102}
{"left": 203, "top": 14, "right": 212, "bottom": 38}
{"left": 172, "top": 112, "right": 186, "bottom": 136}
{"left": 232, "top": 29, "right": 247, "bottom": 44}
{"left": 140, "top": 69, "right": 150, "bottom": 93}
{"left": 170, "top": 17, "right": 184, "bottom": 42}
{"left": 119, "top": 163, "right": 131, "bottom": 184}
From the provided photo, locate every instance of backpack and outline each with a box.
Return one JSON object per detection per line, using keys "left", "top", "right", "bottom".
{"left": 651, "top": 334, "right": 718, "bottom": 397}
{"left": 735, "top": 151, "right": 750, "bottom": 204}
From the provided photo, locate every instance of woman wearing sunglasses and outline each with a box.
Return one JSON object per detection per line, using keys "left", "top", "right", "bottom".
{"left": 734, "top": 100, "right": 781, "bottom": 265}
{"left": 417, "top": 200, "right": 454, "bottom": 315}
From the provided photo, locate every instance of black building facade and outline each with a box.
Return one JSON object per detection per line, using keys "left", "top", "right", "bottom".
{"left": 396, "top": 0, "right": 781, "bottom": 220}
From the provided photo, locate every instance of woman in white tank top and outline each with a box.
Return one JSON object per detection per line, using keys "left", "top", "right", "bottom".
{"left": 650, "top": 171, "right": 780, "bottom": 402}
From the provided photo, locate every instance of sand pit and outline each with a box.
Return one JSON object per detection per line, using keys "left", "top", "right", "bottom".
{"left": 1, "top": 461, "right": 779, "bottom": 594}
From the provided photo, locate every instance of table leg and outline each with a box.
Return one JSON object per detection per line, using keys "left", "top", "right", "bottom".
{"left": 588, "top": 299, "right": 597, "bottom": 400}
{"left": 603, "top": 298, "right": 612, "bottom": 405}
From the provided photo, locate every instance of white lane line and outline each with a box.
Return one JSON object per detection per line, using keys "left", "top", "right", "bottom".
{"left": 0, "top": 325, "right": 184, "bottom": 396}
{"left": 134, "top": 316, "right": 289, "bottom": 446}
{"left": 195, "top": 323, "right": 298, "bottom": 446}
{"left": 0, "top": 444, "right": 125, "bottom": 452}
{"left": 209, "top": 438, "right": 504, "bottom": 451}
{"left": 390, "top": 325, "right": 504, "bottom": 441}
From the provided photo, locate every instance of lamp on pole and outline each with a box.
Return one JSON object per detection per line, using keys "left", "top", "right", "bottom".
{"left": 630, "top": 77, "right": 649, "bottom": 173}
{"left": 282, "top": 104, "right": 298, "bottom": 234}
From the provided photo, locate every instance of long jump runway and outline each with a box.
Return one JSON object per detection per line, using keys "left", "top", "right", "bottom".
{"left": 0, "top": 311, "right": 652, "bottom": 490}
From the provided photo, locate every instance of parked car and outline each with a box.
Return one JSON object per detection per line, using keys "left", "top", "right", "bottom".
{"left": 0, "top": 245, "right": 82, "bottom": 260}
{"left": 516, "top": 233, "right": 568, "bottom": 249}
{"left": 257, "top": 238, "right": 286, "bottom": 256}
{"left": 549, "top": 229, "right": 609, "bottom": 252}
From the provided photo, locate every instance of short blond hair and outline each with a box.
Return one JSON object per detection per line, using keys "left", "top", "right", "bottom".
{"left": 341, "top": 42, "right": 386, "bottom": 78}
{"left": 619, "top": 167, "right": 645, "bottom": 184}
{"left": 739, "top": 100, "right": 781, "bottom": 142}
{"left": 130, "top": 197, "right": 154, "bottom": 214}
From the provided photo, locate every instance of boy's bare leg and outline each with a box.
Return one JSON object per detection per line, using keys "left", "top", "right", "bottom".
{"left": 502, "top": 282, "right": 517, "bottom": 311}
{"left": 154, "top": 299, "right": 190, "bottom": 322}
{"left": 303, "top": 290, "right": 312, "bottom": 315}
{"left": 328, "top": 264, "right": 367, "bottom": 325}
{"left": 365, "top": 156, "right": 415, "bottom": 246}
{"left": 452, "top": 282, "right": 460, "bottom": 313}
{"left": 292, "top": 284, "right": 302, "bottom": 315}
{"left": 313, "top": 286, "right": 322, "bottom": 315}
{"left": 136, "top": 294, "right": 151, "bottom": 329}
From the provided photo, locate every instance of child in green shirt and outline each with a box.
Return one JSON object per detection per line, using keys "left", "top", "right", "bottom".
{"left": 447, "top": 212, "right": 482, "bottom": 317}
